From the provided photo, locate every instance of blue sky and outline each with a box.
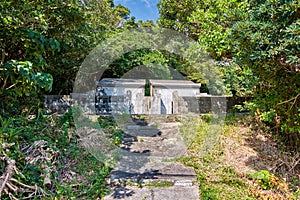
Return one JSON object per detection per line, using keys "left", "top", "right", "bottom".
{"left": 114, "top": 0, "right": 160, "bottom": 23}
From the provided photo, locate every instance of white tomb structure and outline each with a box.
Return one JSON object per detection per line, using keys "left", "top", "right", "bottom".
{"left": 96, "top": 78, "right": 145, "bottom": 114}
{"left": 149, "top": 80, "right": 201, "bottom": 114}
{"left": 96, "top": 78, "right": 201, "bottom": 114}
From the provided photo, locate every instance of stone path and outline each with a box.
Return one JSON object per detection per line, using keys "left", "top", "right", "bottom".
{"left": 104, "top": 117, "right": 199, "bottom": 200}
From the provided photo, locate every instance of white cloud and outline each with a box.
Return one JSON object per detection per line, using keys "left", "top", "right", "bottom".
{"left": 141, "top": 0, "right": 151, "bottom": 8}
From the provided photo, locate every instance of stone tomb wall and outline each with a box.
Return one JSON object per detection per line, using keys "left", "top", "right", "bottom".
{"left": 44, "top": 95, "right": 249, "bottom": 115}
{"left": 96, "top": 79, "right": 145, "bottom": 114}
{"left": 149, "top": 80, "right": 201, "bottom": 114}
{"left": 44, "top": 79, "right": 249, "bottom": 115}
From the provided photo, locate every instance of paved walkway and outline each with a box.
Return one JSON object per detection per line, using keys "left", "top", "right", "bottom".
{"left": 104, "top": 117, "right": 199, "bottom": 200}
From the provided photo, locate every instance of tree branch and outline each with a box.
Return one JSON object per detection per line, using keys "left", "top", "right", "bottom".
{"left": 278, "top": 93, "right": 300, "bottom": 105}
{"left": 0, "top": 157, "right": 16, "bottom": 199}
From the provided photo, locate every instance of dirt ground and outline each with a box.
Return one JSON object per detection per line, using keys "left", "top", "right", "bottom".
{"left": 222, "top": 117, "right": 300, "bottom": 199}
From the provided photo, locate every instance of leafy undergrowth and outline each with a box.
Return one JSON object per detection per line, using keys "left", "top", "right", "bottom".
{"left": 0, "top": 109, "right": 122, "bottom": 199}
{"left": 179, "top": 115, "right": 300, "bottom": 200}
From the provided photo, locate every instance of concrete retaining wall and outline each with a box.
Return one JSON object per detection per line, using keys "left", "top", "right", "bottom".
{"left": 44, "top": 95, "right": 251, "bottom": 115}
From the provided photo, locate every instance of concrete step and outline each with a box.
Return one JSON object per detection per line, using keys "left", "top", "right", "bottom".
{"left": 109, "top": 161, "right": 197, "bottom": 185}
{"left": 124, "top": 124, "right": 160, "bottom": 137}
{"left": 104, "top": 185, "right": 199, "bottom": 200}
{"left": 120, "top": 137, "right": 187, "bottom": 158}
{"left": 104, "top": 121, "right": 199, "bottom": 200}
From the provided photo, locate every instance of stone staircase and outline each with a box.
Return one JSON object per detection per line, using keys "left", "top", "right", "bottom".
{"left": 104, "top": 118, "right": 199, "bottom": 200}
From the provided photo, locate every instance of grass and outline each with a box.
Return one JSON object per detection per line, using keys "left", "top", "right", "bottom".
{"left": 179, "top": 114, "right": 300, "bottom": 200}
{"left": 145, "top": 180, "right": 174, "bottom": 187}
{"left": 161, "top": 157, "right": 180, "bottom": 162}
{"left": 179, "top": 115, "right": 254, "bottom": 199}
{"left": 0, "top": 107, "right": 122, "bottom": 199}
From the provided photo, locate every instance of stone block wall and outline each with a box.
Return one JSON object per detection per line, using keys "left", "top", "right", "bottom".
{"left": 183, "top": 96, "right": 251, "bottom": 114}
{"left": 44, "top": 95, "right": 251, "bottom": 115}
{"left": 44, "top": 95, "right": 72, "bottom": 114}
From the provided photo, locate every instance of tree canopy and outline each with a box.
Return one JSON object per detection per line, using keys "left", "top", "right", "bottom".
{"left": 0, "top": 0, "right": 130, "bottom": 114}
{"left": 231, "top": 0, "right": 300, "bottom": 147}
{"left": 158, "top": 0, "right": 300, "bottom": 148}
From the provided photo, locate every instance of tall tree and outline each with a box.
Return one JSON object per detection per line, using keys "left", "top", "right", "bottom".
{"left": 231, "top": 0, "right": 300, "bottom": 147}
{"left": 157, "top": 0, "right": 252, "bottom": 96}
{"left": 157, "top": 0, "right": 199, "bottom": 40}
{"left": 158, "top": 0, "right": 300, "bottom": 148}
{"left": 0, "top": 0, "right": 130, "bottom": 115}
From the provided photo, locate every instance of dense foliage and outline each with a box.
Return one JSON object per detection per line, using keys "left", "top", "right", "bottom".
{"left": 158, "top": 0, "right": 254, "bottom": 97}
{"left": 0, "top": 109, "right": 123, "bottom": 199}
{"left": 158, "top": 0, "right": 300, "bottom": 149}
{"left": 0, "top": 0, "right": 129, "bottom": 115}
{"left": 231, "top": 0, "right": 300, "bottom": 147}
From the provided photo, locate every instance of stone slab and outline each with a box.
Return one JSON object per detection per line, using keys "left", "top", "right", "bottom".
{"left": 104, "top": 121, "right": 199, "bottom": 200}
{"left": 104, "top": 186, "right": 199, "bottom": 200}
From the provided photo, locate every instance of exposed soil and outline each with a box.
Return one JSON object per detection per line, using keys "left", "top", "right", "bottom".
{"left": 222, "top": 117, "right": 300, "bottom": 199}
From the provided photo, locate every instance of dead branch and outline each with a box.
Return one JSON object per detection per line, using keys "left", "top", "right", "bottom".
{"left": 0, "top": 156, "right": 16, "bottom": 198}
{"left": 8, "top": 193, "right": 19, "bottom": 200}
{"left": 271, "top": 153, "right": 300, "bottom": 179}
{"left": 277, "top": 93, "right": 300, "bottom": 110}
{"left": 0, "top": 141, "right": 52, "bottom": 199}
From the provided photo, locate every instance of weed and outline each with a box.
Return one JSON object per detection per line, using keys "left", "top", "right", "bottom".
{"left": 180, "top": 115, "right": 300, "bottom": 199}
{"left": 0, "top": 111, "right": 124, "bottom": 199}
{"left": 161, "top": 158, "right": 180, "bottom": 162}
{"left": 179, "top": 115, "right": 255, "bottom": 199}
{"left": 251, "top": 170, "right": 274, "bottom": 190}
{"left": 145, "top": 180, "right": 174, "bottom": 187}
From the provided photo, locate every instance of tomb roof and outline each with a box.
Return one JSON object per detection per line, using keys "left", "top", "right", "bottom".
{"left": 149, "top": 79, "right": 201, "bottom": 88}
{"left": 97, "top": 78, "right": 145, "bottom": 87}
